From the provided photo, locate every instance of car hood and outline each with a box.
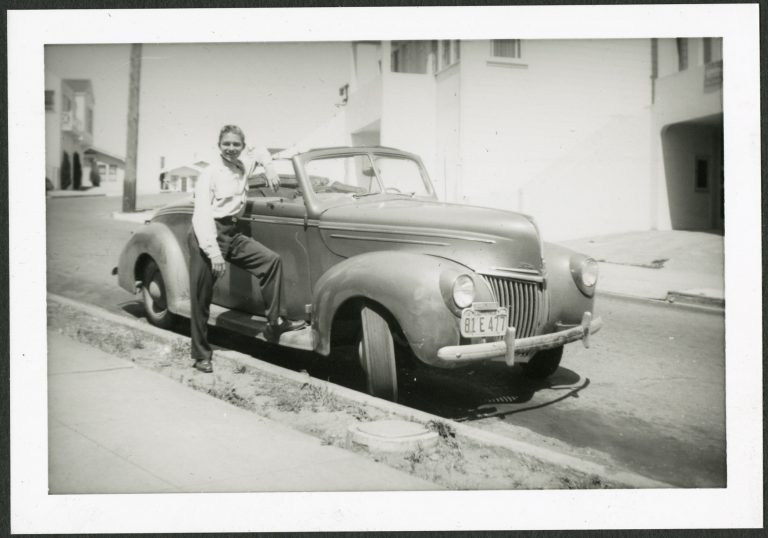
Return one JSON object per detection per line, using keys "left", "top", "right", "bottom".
{"left": 318, "top": 198, "right": 543, "bottom": 273}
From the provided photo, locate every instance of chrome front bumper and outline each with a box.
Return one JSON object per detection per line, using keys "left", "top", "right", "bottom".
{"left": 437, "top": 312, "right": 602, "bottom": 366}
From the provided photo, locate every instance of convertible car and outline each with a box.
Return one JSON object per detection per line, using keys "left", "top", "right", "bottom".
{"left": 116, "top": 146, "right": 602, "bottom": 401}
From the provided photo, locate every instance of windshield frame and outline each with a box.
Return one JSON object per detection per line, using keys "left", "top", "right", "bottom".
{"left": 294, "top": 148, "right": 436, "bottom": 215}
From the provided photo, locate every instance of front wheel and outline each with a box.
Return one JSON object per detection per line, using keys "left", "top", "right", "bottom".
{"left": 358, "top": 306, "right": 398, "bottom": 402}
{"left": 141, "top": 259, "right": 175, "bottom": 329}
{"left": 521, "top": 346, "right": 563, "bottom": 379}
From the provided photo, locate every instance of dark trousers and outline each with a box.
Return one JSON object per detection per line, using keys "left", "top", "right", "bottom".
{"left": 188, "top": 219, "right": 283, "bottom": 361}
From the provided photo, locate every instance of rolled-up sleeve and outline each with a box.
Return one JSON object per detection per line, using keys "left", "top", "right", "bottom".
{"left": 191, "top": 167, "right": 222, "bottom": 260}
{"left": 248, "top": 145, "right": 279, "bottom": 183}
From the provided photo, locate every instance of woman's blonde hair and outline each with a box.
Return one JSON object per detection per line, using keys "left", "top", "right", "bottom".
{"left": 218, "top": 124, "right": 245, "bottom": 145}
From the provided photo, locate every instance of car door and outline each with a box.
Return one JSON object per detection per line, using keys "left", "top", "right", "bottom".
{"left": 214, "top": 176, "right": 312, "bottom": 320}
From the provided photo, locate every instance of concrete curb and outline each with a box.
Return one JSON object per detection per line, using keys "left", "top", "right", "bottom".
{"left": 47, "top": 292, "right": 673, "bottom": 489}
{"left": 666, "top": 290, "right": 725, "bottom": 309}
{"left": 47, "top": 190, "right": 106, "bottom": 199}
{"left": 598, "top": 290, "right": 725, "bottom": 314}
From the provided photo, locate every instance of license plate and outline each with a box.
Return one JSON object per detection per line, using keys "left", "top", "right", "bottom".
{"left": 460, "top": 307, "right": 509, "bottom": 338}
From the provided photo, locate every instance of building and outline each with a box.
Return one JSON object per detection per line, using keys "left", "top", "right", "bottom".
{"left": 296, "top": 39, "right": 723, "bottom": 240}
{"left": 44, "top": 74, "right": 95, "bottom": 191}
{"left": 83, "top": 147, "right": 126, "bottom": 196}
{"left": 160, "top": 162, "right": 209, "bottom": 193}
{"left": 651, "top": 38, "right": 723, "bottom": 232}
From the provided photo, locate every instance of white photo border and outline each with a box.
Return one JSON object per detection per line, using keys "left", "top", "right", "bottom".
{"left": 9, "top": 4, "right": 762, "bottom": 532}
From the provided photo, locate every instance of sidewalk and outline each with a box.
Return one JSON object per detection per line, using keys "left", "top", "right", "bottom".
{"left": 48, "top": 331, "right": 438, "bottom": 493}
{"left": 562, "top": 230, "right": 724, "bottom": 307}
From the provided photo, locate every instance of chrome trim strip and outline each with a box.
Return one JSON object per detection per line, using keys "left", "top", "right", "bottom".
{"left": 493, "top": 266, "right": 540, "bottom": 275}
{"left": 329, "top": 234, "right": 449, "bottom": 247}
{"left": 155, "top": 208, "right": 193, "bottom": 216}
{"left": 243, "top": 216, "right": 305, "bottom": 226}
{"left": 319, "top": 223, "right": 496, "bottom": 244}
{"left": 480, "top": 270, "right": 544, "bottom": 283}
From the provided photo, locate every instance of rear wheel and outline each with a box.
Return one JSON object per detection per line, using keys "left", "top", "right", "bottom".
{"left": 358, "top": 306, "right": 398, "bottom": 402}
{"left": 141, "top": 259, "right": 175, "bottom": 329}
{"left": 521, "top": 346, "right": 563, "bottom": 379}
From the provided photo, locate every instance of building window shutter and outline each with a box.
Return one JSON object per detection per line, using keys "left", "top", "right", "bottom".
{"left": 676, "top": 38, "right": 689, "bottom": 71}
{"left": 703, "top": 38, "right": 712, "bottom": 64}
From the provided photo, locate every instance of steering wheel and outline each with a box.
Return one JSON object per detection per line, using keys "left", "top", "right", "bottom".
{"left": 384, "top": 187, "right": 402, "bottom": 194}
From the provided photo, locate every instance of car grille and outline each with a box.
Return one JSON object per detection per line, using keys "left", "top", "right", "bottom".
{"left": 480, "top": 275, "right": 543, "bottom": 338}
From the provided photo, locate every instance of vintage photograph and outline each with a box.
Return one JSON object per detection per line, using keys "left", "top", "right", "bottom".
{"left": 10, "top": 5, "right": 762, "bottom": 533}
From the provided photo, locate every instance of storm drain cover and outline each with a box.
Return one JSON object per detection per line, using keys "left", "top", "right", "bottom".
{"left": 347, "top": 419, "right": 439, "bottom": 452}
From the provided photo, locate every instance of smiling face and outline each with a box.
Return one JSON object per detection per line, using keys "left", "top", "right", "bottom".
{"left": 219, "top": 132, "right": 244, "bottom": 160}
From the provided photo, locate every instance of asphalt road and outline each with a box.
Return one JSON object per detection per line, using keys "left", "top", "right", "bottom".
{"left": 45, "top": 195, "right": 726, "bottom": 487}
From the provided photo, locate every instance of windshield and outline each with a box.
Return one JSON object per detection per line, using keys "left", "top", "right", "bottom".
{"left": 304, "top": 153, "right": 432, "bottom": 197}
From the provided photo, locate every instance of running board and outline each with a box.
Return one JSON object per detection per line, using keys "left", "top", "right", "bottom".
{"left": 173, "top": 300, "right": 314, "bottom": 351}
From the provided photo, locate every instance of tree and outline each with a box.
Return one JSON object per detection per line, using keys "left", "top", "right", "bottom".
{"left": 60, "top": 152, "right": 71, "bottom": 190}
{"left": 89, "top": 159, "right": 101, "bottom": 187}
{"left": 73, "top": 152, "right": 82, "bottom": 190}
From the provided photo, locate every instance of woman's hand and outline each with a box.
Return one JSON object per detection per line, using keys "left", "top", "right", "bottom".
{"left": 211, "top": 255, "right": 226, "bottom": 279}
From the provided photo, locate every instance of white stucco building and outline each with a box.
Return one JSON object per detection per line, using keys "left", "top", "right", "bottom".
{"left": 45, "top": 74, "right": 95, "bottom": 190}
{"left": 294, "top": 39, "right": 723, "bottom": 240}
{"left": 45, "top": 72, "right": 129, "bottom": 195}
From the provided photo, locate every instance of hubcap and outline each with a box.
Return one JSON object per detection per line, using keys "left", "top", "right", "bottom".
{"left": 146, "top": 275, "right": 166, "bottom": 312}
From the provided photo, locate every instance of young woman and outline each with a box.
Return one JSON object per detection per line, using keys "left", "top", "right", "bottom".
{"left": 188, "top": 125, "right": 305, "bottom": 373}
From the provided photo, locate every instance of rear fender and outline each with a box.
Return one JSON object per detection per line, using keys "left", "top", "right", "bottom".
{"left": 311, "top": 251, "right": 495, "bottom": 366}
{"left": 117, "top": 222, "right": 190, "bottom": 312}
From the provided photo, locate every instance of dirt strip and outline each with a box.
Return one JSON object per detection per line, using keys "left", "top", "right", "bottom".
{"left": 46, "top": 293, "right": 671, "bottom": 490}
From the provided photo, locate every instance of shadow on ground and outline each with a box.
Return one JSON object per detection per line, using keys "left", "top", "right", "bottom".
{"left": 120, "top": 300, "right": 587, "bottom": 422}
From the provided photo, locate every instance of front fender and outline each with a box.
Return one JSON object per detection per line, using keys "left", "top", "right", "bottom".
{"left": 311, "top": 251, "right": 495, "bottom": 366}
{"left": 117, "top": 222, "right": 190, "bottom": 312}
{"left": 543, "top": 242, "right": 597, "bottom": 330}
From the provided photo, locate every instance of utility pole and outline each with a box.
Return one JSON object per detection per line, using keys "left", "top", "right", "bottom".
{"left": 122, "top": 43, "right": 142, "bottom": 213}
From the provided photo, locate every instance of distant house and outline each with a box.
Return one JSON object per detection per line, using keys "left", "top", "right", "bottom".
{"left": 161, "top": 162, "right": 209, "bottom": 193}
{"left": 83, "top": 147, "right": 125, "bottom": 196}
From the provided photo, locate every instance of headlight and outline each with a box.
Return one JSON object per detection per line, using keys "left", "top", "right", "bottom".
{"left": 580, "top": 258, "right": 599, "bottom": 287}
{"left": 570, "top": 256, "right": 598, "bottom": 296}
{"left": 452, "top": 274, "right": 475, "bottom": 308}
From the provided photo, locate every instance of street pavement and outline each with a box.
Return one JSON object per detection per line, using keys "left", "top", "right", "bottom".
{"left": 562, "top": 230, "right": 724, "bottom": 305}
{"left": 48, "top": 331, "right": 438, "bottom": 493}
{"left": 43, "top": 194, "right": 728, "bottom": 488}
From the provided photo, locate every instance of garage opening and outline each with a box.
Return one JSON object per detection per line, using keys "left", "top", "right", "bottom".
{"left": 661, "top": 114, "right": 724, "bottom": 232}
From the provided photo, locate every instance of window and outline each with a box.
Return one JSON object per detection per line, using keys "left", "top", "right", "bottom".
{"left": 676, "top": 38, "right": 689, "bottom": 71}
{"left": 703, "top": 38, "right": 712, "bottom": 64}
{"left": 109, "top": 164, "right": 117, "bottom": 176}
{"left": 441, "top": 40, "right": 451, "bottom": 68}
{"left": 86, "top": 108, "right": 94, "bottom": 134}
{"left": 695, "top": 157, "right": 709, "bottom": 192}
{"left": 437, "top": 40, "right": 460, "bottom": 71}
{"left": 305, "top": 154, "right": 381, "bottom": 196}
{"left": 45, "top": 90, "right": 55, "bottom": 111}
{"left": 703, "top": 37, "right": 723, "bottom": 64}
{"left": 62, "top": 95, "right": 71, "bottom": 111}
{"left": 98, "top": 164, "right": 107, "bottom": 175}
{"left": 492, "top": 39, "right": 522, "bottom": 60}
